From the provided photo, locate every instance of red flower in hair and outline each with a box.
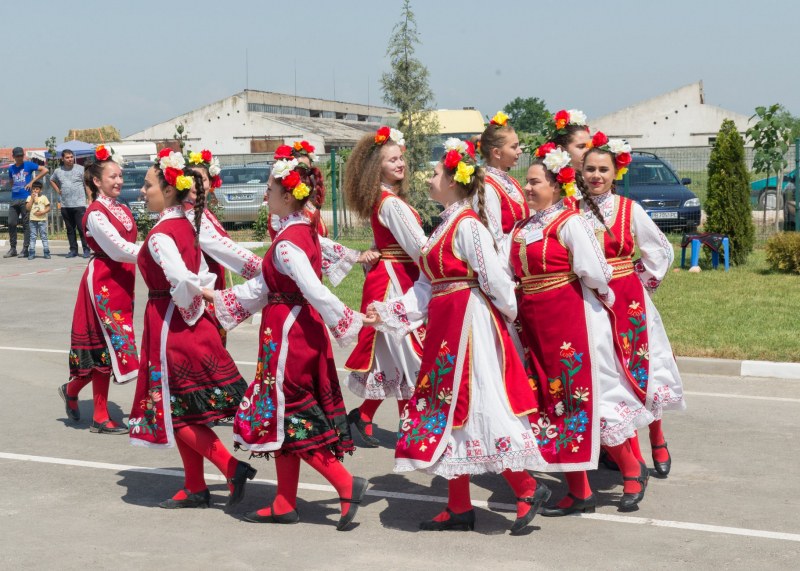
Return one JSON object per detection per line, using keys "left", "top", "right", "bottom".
{"left": 615, "top": 152, "right": 632, "bottom": 167}
{"left": 444, "top": 149, "right": 462, "bottom": 170}
{"left": 201, "top": 149, "right": 213, "bottom": 163}
{"left": 211, "top": 175, "right": 222, "bottom": 188}
{"left": 301, "top": 141, "right": 315, "bottom": 154}
{"left": 163, "top": 167, "right": 180, "bottom": 186}
{"left": 554, "top": 110, "right": 570, "bottom": 130}
{"left": 375, "top": 126, "right": 390, "bottom": 145}
{"left": 274, "top": 145, "right": 293, "bottom": 160}
{"left": 465, "top": 140, "right": 476, "bottom": 159}
{"left": 535, "top": 142, "right": 556, "bottom": 158}
{"left": 158, "top": 148, "right": 173, "bottom": 159}
{"left": 281, "top": 170, "right": 300, "bottom": 189}
{"left": 556, "top": 166, "right": 576, "bottom": 184}
{"left": 95, "top": 146, "right": 110, "bottom": 161}
{"left": 592, "top": 131, "right": 609, "bottom": 147}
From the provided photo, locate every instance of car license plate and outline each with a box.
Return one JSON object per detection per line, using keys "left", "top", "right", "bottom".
{"left": 651, "top": 211, "right": 678, "bottom": 220}
{"left": 0, "top": 202, "right": 8, "bottom": 210}
{"left": 227, "top": 194, "right": 254, "bottom": 201}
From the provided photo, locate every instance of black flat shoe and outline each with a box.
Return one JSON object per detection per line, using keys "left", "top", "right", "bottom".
{"left": 89, "top": 420, "right": 128, "bottom": 434}
{"left": 58, "top": 383, "right": 80, "bottom": 422}
{"left": 336, "top": 476, "right": 368, "bottom": 531}
{"left": 599, "top": 448, "right": 620, "bottom": 471}
{"left": 227, "top": 461, "right": 257, "bottom": 508}
{"left": 420, "top": 508, "right": 476, "bottom": 531}
{"left": 651, "top": 442, "right": 671, "bottom": 477}
{"left": 510, "top": 481, "right": 551, "bottom": 535}
{"left": 243, "top": 503, "right": 300, "bottom": 524}
{"left": 159, "top": 488, "right": 210, "bottom": 509}
{"left": 619, "top": 462, "right": 649, "bottom": 511}
{"left": 347, "top": 408, "right": 380, "bottom": 448}
{"left": 541, "top": 492, "right": 597, "bottom": 517}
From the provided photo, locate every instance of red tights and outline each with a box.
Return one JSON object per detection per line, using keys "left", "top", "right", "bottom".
{"left": 649, "top": 419, "right": 669, "bottom": 462}
{"left": 254, "top": 448, "right": 354, "bottom": 517}
{"left": 358, "top": 398, "right": 409, "bottom": 436}
{"left": 171, "top": 424, "right": 238, "bottom": 498}
{"left": 604, "top": 441, "right": 645, "bottom": 494}
{"left": 66, "top": 370, "right": 114, "bottom": 425}
{"left": 431, "top": 470, "right": 539, "bottom": 522}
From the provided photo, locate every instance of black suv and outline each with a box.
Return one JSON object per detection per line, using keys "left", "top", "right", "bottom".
{"left": 617, "top": 152, "right": 701, "bottom": 231}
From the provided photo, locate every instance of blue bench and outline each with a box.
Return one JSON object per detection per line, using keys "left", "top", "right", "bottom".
{"left": 680, "top": 232, "right": 729, "bottom": 271}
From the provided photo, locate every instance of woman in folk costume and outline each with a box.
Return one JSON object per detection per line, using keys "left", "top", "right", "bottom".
{"left": 549, "top": 108, "right": 593, "bottom": 206}
{"left": 366, "top": 139, "right": 550, "bottom": 535}
{"left": 60, "top": 146, "right": 139, "bottom": 434}
{"left": 477, "top": 111, "right": 529, "bottom": 249}
{"left": 508, "top": 146, "right": 654, "bottom": 514}
{"left": 128, "top": 150, "right": 254, "bottom": 510}
{"left": 578, "top": 139, "right": 685, "bottom": 478}
{"left": 209, "top": 158, "right": 366, "bottom": 530}
{"left": 342, "top": 127, "right": 427, "bottom": 448}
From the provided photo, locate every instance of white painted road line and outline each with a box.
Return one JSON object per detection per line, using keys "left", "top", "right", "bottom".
{"left": 684, "top": 391, "right": 800, "bottom": 404}
{"left": 2, "top": 451, "right": 799, "bottom": 543}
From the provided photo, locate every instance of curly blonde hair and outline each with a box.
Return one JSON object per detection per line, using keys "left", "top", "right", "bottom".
{"left": 344, "top": 134, "right": 408, "bottom": 219}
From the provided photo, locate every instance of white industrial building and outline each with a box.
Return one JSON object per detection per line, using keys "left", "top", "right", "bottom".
{"left": 590, "top": 81, "right": 753, "bottom": 147}
{"left": 124, "top": 89, "right": 395, "bottom": 154}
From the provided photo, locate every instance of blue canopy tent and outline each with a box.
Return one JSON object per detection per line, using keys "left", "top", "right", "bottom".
{"left": 750, "top": 168, "right": 797, "bottom": 191}
{"left": 44, "top": 140, "right": 97, "bottom": 159}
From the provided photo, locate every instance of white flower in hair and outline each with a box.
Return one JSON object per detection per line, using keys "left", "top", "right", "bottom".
{"left": 110, "top": 152, "right": 125, "bottom": 166}
{"left": 208, "top": 157, "right": 221, "bottom": 176}
{"left": 389, "top": 128, "right": 406, "bottom": 147}
{"left": 159, "top": 151, "right": 185, "bottom": 171}
{"left": 443, "top": 137, "right": 467, "bottom": 154}
{"left": 542, "top": 148, "right": 571, "bottom": 173}
{"left": 308, "top": 151, "right": 318, "bottom": 162}
{"left": 272, "top": 158, "right": 299, "bottom": 179}
{"left": 607, "top": 139, "right": 632, "bottom": 154}
{"left": 567, "top": 109, "right": 587, "bottom": 126}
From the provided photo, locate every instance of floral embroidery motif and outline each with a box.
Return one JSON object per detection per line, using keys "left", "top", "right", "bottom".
{"left": 94, "top": 284, "right": 136, "bottom": 359}
{"left": 97, "top": 195, "right": 133, "bottom": 232}
{"left": 397, "top": 340, "right": 455, "bottom": 451}
{"left": 240, "top": 256, "right": 262, "bottom": 280}
{"left": 286, "top": 416, "right": 314, "bottom": 440}
{"left": 177, "top": 294, "right": 204, "bottom": 323}
{"left": 237, "top": 328, "right": 278, "bottom": 437}
{"left": 219, "top": 289, "right": 250, "bottom": 325}
{"left": 332, "top": 306, "right": 355, "bottom": 339}
{"left": 621, "top": 301, "right": 649, "bottom": 389}
{"left": 129, "top": 365, "right": 164, "bottom": 435}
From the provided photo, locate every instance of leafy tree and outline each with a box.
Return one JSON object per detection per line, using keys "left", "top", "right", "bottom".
{"left": 503, "top": 97, "right": 551, "bottom": 135}
{"left": 381, "top": 0, "right": 439, "bottom": 222}
{"left": 705, "top": 119, "right": 754, "bottom": 265}
{"left": 746, "top": 104, "right": 792, "bottom": 231}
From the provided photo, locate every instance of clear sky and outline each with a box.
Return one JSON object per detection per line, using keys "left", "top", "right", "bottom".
{"left": 3, "top": 0, "right": 798, "bottom": 147}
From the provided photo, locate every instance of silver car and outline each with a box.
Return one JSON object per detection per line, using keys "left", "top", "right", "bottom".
{"left": 214, "top": 164, "right": 271, "bottom": 225}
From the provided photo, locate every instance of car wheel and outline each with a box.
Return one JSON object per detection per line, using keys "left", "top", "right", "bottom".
{"left": 758, "top": 189, "right": 777, "bottom": 210}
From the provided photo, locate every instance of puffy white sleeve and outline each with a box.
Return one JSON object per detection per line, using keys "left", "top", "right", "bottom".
{"left": 560, "top": 216, "right": 615, "bottom": 306}
{"left": 149, "top": 233, "right": 215, "bottom": 326}
{"left": 454, "top": 217, "right": 518, "bottom": 321}
{"left": 273, "top": 240, "right": 362, "bottom": 346}
{"left": 319, "top": 236, "right": 360, "bottom": 287}
{"left": 196, "top": 214, "right": 262, "bottom": 278}
{"left": 373, "top": 273, "right": 432, "bottom": 338}
{"left": 85, "top": 211, "right": 140, "bottom": 263}
{"left": 474, "top": 183, "right": 504, "bottom": 249}
{"left": 213, "top": 273, "right": 271, "bottom": 331}
{"left": 631, "top": 202, "right": 674, "bottom": 293}
{"left": 377, "top": 196, "right": 427, "bottom": 260}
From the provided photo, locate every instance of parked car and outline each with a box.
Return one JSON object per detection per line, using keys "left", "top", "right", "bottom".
{"left": 617, "top": 152, "right": 701, "bottom": 231}
{"left": 0, "top": 162, "right": 11, "bottom": 226}
{"left": 212, "top": 164, "right": 271, "bottom": 226}
{"left": 750, "top": 169, "right": 795, "bottom": 210}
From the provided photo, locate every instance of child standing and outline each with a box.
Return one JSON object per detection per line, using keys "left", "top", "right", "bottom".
{"left": 26, "top": 181, "right": 51, "bottom": 259}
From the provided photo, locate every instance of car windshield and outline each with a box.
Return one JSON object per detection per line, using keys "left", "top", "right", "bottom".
{"left": 221, "top": 167, "right": 270, "bottom": 186}
{"left": 628, "top": 162, "right": 680, "bottom": 185}
{"left": 122, "top": 169, "right": 148, "bottom": 189}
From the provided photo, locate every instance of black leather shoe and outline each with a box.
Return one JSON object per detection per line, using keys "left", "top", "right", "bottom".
{"left": 244, "top": 503, "right": 300, "bottom": 524}
{"left": 3, "top": 250, "right": 17, "bottom": 258}
{"left": 619, "top": 463, "right": 649, "bottom": 511}
{"left": 599, "top": 448, "right": 620, "bottom": 471}
{"left": 58, "top": 383, "right": 80, "bottom": 422}
{"left": 18, "top": 251, "right": 27, "bottom": 258}
{"left": 541, "top": 492, "right": 597, "bottom": 517}
{"left": 651, "top": 442, "right": 671, "bottom": 477}
{"left": 89, "top": 420, "right": 129, "bottom": 434}
{"left": 336, "top": 476, "right": 368, "bottom": 531}
{"left": 65, "top": 251, "right": 78, "bottom": 258}
{"left": 420, "top": 508, "right": 476, "bottom": 531}
{"left": 510, "top": 481, "right": 551, "bottom": 534}
{"left": 227, "top": 461, "right": 257, "bottom": 507}
{"left": 159, "top": 488, "right": 210, "bottom": 509}
{"left": 347, "top": 408, "right": 380, "bottom": 448}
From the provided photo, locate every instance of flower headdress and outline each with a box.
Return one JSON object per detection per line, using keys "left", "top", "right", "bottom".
{"left": 155, "top": 148, "right": 193, "bottom": 191}
{"left": 589, "top": 131, "right": 632, "bottom": 180}
{"left": 442, "top": 137, "right": 478, "bottom": 186}
{"left": 292, "top": 140, "right": 317, "bottom": 162}
{"left": 272, "top": 158, "right": 311, "bottom": 201}
{"left": 374, "top": 126, "right": 405, "bottom": 147}
{"left": 94, "top": 144, "right": 124, "bottom": 166}
{"left": 552, "top": 109, "right": 588, "bottom": 132}
{"left": 489, "top": 110, "right": 509, "bottom": 127}
{"left": 534, "top": 143, "right": 577, "bottom": 197}
{"left": 186, "top": 148, "right": 222, "bottom": 189}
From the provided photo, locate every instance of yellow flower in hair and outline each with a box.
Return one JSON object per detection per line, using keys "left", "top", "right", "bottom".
{"left": 175, "top": 175, "right": 193, "bottom": 191}
{"left": 563, "top": 182, "right": 577, "bottom": 197}
{"left": 293, "top": 141, "right": 303, "bottom": 151}
{"left": 188, "top": 152, "right": 203, "bottom": 165}
{"left": 490, "top": 111, "right": 509, "bottom": 126}
{"left": 453, "top": 161, "right": 475, "bottom": 185}
{"left": 615, "top": 167, "right": 629, "bottom": 181}
{"left": 292, "top": 182, "right": 310, "bottom": 200}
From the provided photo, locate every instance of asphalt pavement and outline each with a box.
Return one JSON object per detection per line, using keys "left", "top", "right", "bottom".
{"left": 1, "top": 244, "right": 798, "bottom": 570}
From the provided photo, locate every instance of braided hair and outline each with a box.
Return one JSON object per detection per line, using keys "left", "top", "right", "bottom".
{"left": 441, "top": 156, "right": 489, "bottom": 230}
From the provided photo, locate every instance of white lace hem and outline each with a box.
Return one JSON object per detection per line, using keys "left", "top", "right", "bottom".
{"left": 346, "top": 371, "right": 415, "bottom": 400}
{"left": 331, "top": 308, "right": 363, "bottom": 348}
{"left": 394, "top": 448, "right": 547, "bottom": 480}
{"left": 600, "top": 406, "right": 654, "bottom": 447}
{"left": 372, "top": 299, "right": 413, "bottom": 340}
{"left": 324, "top": 249, "right": 359, "bottom": 287}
